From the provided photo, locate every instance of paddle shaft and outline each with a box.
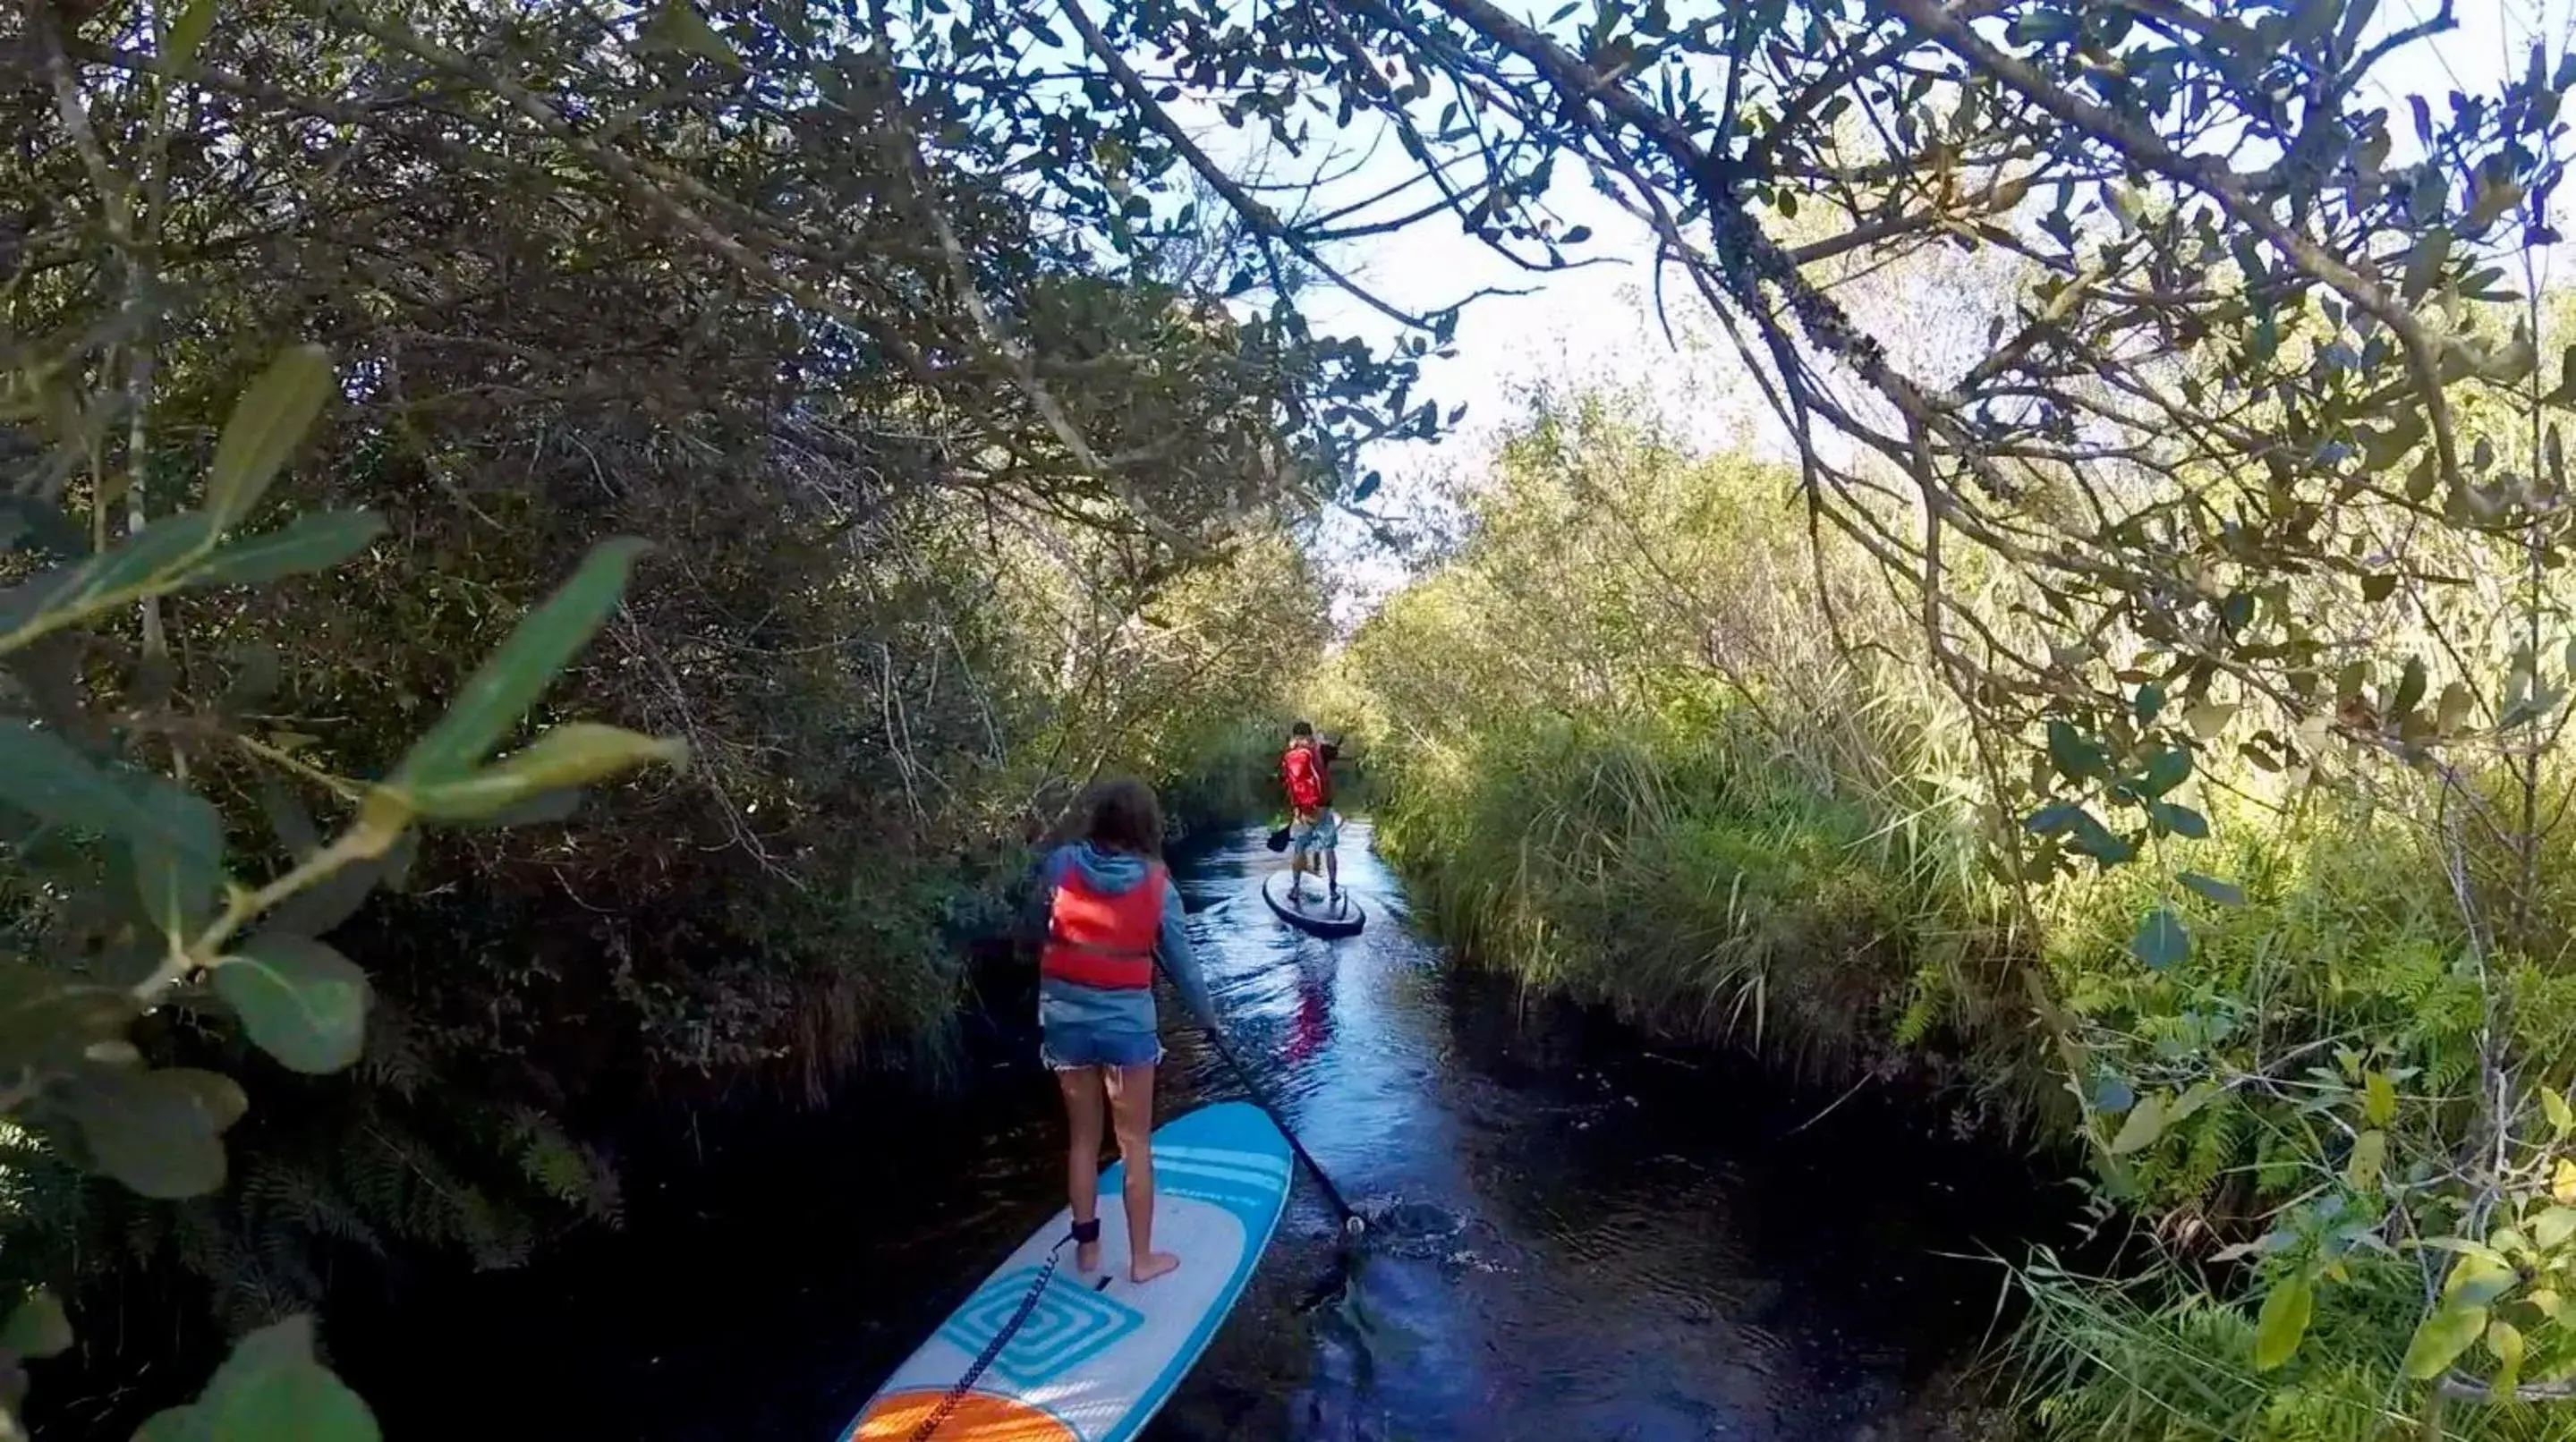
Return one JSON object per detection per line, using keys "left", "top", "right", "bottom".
{"left": 1152, "top": 946, "right": 1360, "bottom": 1226}
{"left": 1193, "top": 1018, "right": 1361, "bottom": 1228}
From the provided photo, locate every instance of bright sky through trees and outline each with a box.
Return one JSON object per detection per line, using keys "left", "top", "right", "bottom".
{"left": 1184, "top": 0, "right": 2574, "bottom": 623}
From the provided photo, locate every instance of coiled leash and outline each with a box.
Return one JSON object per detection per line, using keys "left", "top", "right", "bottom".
{"left": 904, "top": 1219, "right": 1095, "bottom": 1440}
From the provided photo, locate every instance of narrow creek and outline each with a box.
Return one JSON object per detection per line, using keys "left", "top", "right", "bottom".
{"left": 336, "top": 821, "right": 2080, "bottom": 1439}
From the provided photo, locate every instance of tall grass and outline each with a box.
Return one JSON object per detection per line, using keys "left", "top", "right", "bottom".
{"left": 1337, "top": 387, "right": 2576, "bottom": 1438}
{"left": 1369, "top": 686, "right": 2013, "bottom": 1081}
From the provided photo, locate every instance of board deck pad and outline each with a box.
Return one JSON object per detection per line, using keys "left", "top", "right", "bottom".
{"left": 848, "top": 1101, "right": 1292, "bottom": 1442}
{"left": 1261, "top": 869, "right": 1366, "bottom": 938}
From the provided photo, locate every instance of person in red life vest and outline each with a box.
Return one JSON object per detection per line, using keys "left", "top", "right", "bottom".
{"left": 1279, "top": 720, "right": 1340, "bottom": 905}
{"left": 1031, "top": 777, "right": 1218, "bottom": 1284}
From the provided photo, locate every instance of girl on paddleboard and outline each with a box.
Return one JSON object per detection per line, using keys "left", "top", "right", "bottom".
{"left": 1031, "top": 778, "right": 1219, "bottom": 1283}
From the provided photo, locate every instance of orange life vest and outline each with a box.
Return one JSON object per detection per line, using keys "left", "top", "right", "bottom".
{"left": 1040, "top": 862, "right": 1168, "bottom": 990}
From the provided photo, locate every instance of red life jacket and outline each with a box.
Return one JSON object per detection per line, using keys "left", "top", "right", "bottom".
{"left": 1040, "top": 862, "right": 1168, "bottom": 990}
{"left": 1282, "top": 742, "right": 1325, "bottom": 810}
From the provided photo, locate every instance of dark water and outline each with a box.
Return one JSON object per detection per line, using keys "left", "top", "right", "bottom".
{"left": 332, "top": 822, "right": 2075, "bottom": 1440}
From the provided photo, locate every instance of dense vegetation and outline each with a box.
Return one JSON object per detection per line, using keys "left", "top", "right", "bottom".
{"left": 1332, "top": 374, "right": 2576, "bottom": 1435}
{"left": 11, "top": 0, "right": 2576, "bottom": 1436}
{"left": 0, "top": 0, "right": 1357, "bottom": 1433}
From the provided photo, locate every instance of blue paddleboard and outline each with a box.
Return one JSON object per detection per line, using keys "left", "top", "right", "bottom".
{"left": 846, "top": 1101, "right": 1291, "bottom": 1441}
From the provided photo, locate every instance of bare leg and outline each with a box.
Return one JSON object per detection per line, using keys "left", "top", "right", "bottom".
{"left": 1325, "top": 849, "right": 1339, "bottom": 900}
{"left": 1057, "top": 1067, "right": 1105, "bottom": 1274}
{"left": 1104, "top": 1064, "right": 1179, "bottom": 1284}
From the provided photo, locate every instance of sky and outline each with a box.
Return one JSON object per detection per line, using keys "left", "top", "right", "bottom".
{"left": 1170, "top": 0, "right": 2573, "bottom": 626}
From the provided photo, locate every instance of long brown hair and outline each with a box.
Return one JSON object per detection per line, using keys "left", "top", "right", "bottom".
{"left": 1080, "top": 776, "right": 1164, "bottom": 860}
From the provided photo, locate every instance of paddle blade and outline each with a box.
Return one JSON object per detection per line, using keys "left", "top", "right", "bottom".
{"left": 1266, "top": 827, "right": 1292, "bottom": 852}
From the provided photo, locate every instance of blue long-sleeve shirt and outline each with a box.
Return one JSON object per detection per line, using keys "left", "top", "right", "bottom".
{"left": 1031, "top": 843, "right": 1217, "bottom": 1035}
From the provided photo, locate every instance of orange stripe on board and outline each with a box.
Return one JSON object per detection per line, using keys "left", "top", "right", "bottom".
{"left": 851, "top": 1389, "right": 1076, "bottom": 1442}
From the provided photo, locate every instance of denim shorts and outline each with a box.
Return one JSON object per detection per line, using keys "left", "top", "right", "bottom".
{"left": 1041, "top": 1020, "right": 1164, "bottom": 1072}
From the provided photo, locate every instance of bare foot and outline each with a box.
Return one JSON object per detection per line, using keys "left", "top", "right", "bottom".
{"left": 1075, "top": 1239, "right": 1102, "bottom": 1275}
{"left": 1129, "top": 1251, "right": 1181, "bottom": 1285}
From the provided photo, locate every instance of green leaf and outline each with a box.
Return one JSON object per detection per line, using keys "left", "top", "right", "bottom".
{"left": 2405, "top": 1301, "right": 2490, "bottom": 1378}
{"left": 131, "top": 784, "right": 224, "bottom": 944}
{"left": 0, "top": 513, "right": 219, "bottom": 643}
{"left": 258, "top": 779, "right": 324, "bottom": 861}
{"left": 2024, "top": 802, "right": 2081, "bottom": 836}
{"left": 132, "top": 1406, "right": 207, "bottom": 1442}
{"left": 2179, "top": 870, "right": 2246, "bottom": 906}
{"left": 172, "top": 1065, "right": 250, "bottom": 1132}
{"left": 2532, "top": 1206, "right": 2576, "bottom": 1251}
{"left": 0, "top": 495, "right": 86, "bottom": 559}
{"left": 2108, "top": 1091, "right": 2169, "bottom": 1154}
{"left": 2067, "top": 811, "right": 2136, "bottom": 864}
{"left": 647, "top": 0, "right": 742, "bottom": 66}
{"left": 2147, "top": 801, "right": 2208, "bottom": 838}
{"left": 2346, "top": 1128, "right": 2386, "bottom": 1191}
{"left": 2407, "top": 452, "right": 2439, "bottom": 503}
{"left": 68, "top": 1067, "right": 242, "bottom": 1200}
{"left": 204, "top": 345, "right": 333, "bottom": 527}
{"left": 1, "top": 1292, "right": 72, "bottom": 1361}
{"left": 2184, "top": 700, "right": 2237, "bottom": 741}
{"left": 2427, "top": 1236, "right": 2512, "bottom": 1267}
{"left": 2438, "top": 681, "right": 2475, "bottom": 734}
{"left": 183, "top": 512, "right": 384, "bottom": 589}
{"left": 2253, "top": 1274, "right": 2312, "bottom": 1371}
{"left": 0, "top": 721, "right": 136, "bottom": 831}
{"left": 404, "top": 724, "right": 685, "bottom": 822}
{"left": 2449, "top": 1254, "right": 2521, "bottom": 1307}
{"left": 196, "top": 1316, "right": 378, "bottom": 1442}
{"left": 2365, "top": 1070, "right": 2398, "bottom": 1127}
{"left": 2139, "top": 746, "right": 2193, "bottom": 797}
{"left": 2046, "top": 718, "right": 2106, "bottom": 781}
{"left": 2547, "top": 1087, "right": 2573, "bottom": 1136}
{"left": 2404, "top": 225, "right": 2452, "bottom": 303}
{"left": 0, "top": 725, "right": 225, "bottom": 914}
{"left": 215, "top": 937, "right": 369, "bottom": 1075}
{"left": 2164, "top": 1079, "right": 2221, "bottom": 1125}
{"left": 2394, "top": 657, "right": 2428, "bottom": 718}
{"left": 259, "top": 858, "right": 384, "bottom": 939}
{"left": 2130, "top": 906, "right": 2190, "bottom": 970}
{"left": 2488, "top": 1318, "right": 2526, "bottom": 1402}
{"left": 163, "top": 0, "right": 217, "bottom": 72}
{"left": 2134, "top": 681, "right": 2165, "bottom": 723}
{"left": 0, "top": 965, "right": 140, "bottom": 1070}
{"left": 2469, "top": 175, "right": 2526, "bottom": 231}
{"left": 389, "top": 539, "right": 648, "bottom": 787}
{"left": 2502, "top": 684, "right": 2565, "bottom": 731}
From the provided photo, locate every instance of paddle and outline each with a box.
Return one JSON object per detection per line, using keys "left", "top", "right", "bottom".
{"left": 1193, "top": 1017, "right": 1365, "bottom": 1238}
{"left": 1265, "top": 825, "right": 1292, "bottom": 852}
{"left": 1151, "top": 943, "right": 1362, "bottom": 1235}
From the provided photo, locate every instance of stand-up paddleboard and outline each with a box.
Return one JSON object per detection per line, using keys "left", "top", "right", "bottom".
{"left": 1262, "top": 870, "right": 1365, "bottom": 938}
{"left": 847, "top": 1101, "right": 1292, "bottom": 1441}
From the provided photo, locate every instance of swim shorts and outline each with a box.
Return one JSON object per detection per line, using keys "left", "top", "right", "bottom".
{"left": 1289, "top": 808, "right": 1339, "bottom": 859}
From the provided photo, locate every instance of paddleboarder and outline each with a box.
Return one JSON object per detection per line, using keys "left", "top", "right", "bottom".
{"left": 1032, "top": 777, "right": 1219, "bottom": 1284}
{"left": 1279, "top": 721, "right": 1340, "bottom": 906}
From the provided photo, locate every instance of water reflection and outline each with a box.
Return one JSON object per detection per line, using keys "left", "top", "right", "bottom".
{"left": 1146, "top": 823, "right": 2062, "bottom": 1442}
